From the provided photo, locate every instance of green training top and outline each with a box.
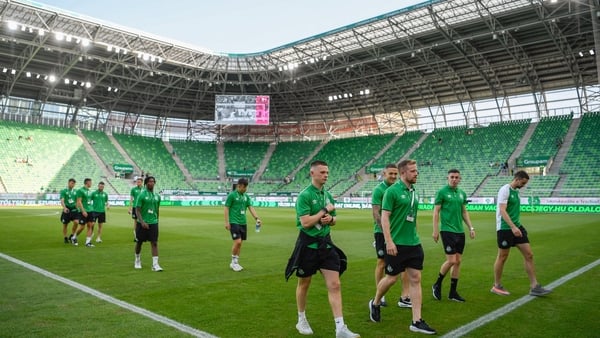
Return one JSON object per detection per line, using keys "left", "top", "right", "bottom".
{"left": 296, "top": 184, "right": 337, "bottom": 248}
{"left": 381, "top": 182, "right": 420, "bottom": 246}
{"left": 92, "top": 190, "right": 109, "bottom": 213}
{"left": 135, "top": 189, "right": 161, "bottom": 224}
{"left": 496, "top": 184, "right": 521, "bottom": 231}
{"left": 434, "top": 185, "right": 468, "bottom": 233}
{"left": 60, "top": 188, "right": 77, "bottom": 210}
{"left": 371, "top": 180, "right": 394, "bottom": 233}
{"left": 130, "top": 185, "right": 143, "bottom": 206}
{"left": 225, "top": 190, "right": 253, "bottom": 225}
{"left": 76, "top": 186, "right": 94, "bottom": 212}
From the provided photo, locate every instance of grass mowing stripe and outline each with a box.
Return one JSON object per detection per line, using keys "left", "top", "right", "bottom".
{"left": 0, "top": 251, "right": 217, "bottom": 338}
{"left": 441, "top": 258, "right": 600, "bottom": 338}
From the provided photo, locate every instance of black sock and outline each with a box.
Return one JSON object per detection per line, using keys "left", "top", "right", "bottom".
{"left": 435, "top": 273, "right": 445, "bottom": 286}
{"left": 450, "top": 278, "right": 458, "bottom": 294}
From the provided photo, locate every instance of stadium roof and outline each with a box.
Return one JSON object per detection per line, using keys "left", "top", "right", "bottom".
{"left": 0, "top": 0, "right": 597, "bottom": 126}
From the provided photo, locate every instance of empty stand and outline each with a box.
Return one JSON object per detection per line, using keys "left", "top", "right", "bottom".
{"left": 112, "top": 134, "right": 190, "bottom": 190}
{"left": 223, "top": 141, "right": 270, "bottom": 176}
{"left": 170, "top": 140, "right": 219, "bottom": 179}
{"left": 276, "top": 134, "right": 395, "bottom": 195}
{"left": 520, "top": 115, "right": 572, "bottom": 159}
{"left": 558, "top": 112, "right": 600, "bottom": 197}
{"left": 410, "top": 120, "right": 530, "bottom": 198}
{"left": 261, "top": 140, "right": 320, "bottom": 181}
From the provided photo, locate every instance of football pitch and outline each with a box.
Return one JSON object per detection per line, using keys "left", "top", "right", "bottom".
{"left": 0, "top": 206, "right": 599, "bottom": 338}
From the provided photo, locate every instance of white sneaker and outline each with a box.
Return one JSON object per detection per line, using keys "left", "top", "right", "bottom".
{"left": 134, "top": 260, "right": 142, "bottom": 269}
{"left": 229, "top": 262, "right": 243, "bottom": 272}
{"left": 295, "top": 318, "right": 313, "bottom": 335}
{"left": 152, "top": 264, "right": 163, "bottom": 272}
{"left": 95, "top": 238, "right": 102, "bottom": 243}
{"left": 336, "top": 325, "right": 360, "bottom": 338}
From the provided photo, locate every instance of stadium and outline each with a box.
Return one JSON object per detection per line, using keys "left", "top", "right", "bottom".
{"left": 0, "top": 0, "right": 599, "bottom": 337}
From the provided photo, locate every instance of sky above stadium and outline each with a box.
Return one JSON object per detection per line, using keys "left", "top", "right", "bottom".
{"left": 35, "top": 0, "right": 425, "bottom": 53}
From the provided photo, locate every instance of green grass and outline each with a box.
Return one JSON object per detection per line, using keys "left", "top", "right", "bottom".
{"left": 0, "top": 207, "right": 599, "bottom": 337}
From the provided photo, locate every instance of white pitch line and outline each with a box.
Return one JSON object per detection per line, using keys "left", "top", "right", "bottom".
{"left": 0, "top": 252, "right": 217, "bottom": 338}
{"left": 441, "top": 258, "right": 600, "bottom": 338}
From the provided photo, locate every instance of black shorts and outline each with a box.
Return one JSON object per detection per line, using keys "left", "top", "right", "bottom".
{"left": 384, "top": 244, "right": 424, "bottom": 276}
{"left": 229, "top": 223, "right": 247, "bottom": 241}
{"left": 497, "top": 226, "right": 529, "bottom": 249}
{"left": 79, "top": 211, "right": 94, "bottom": 224}
{"left": 136, "top": 223, "right": 159, "bottom": 242}
{"left": 296, "top": 246, "right": 341, "bottom": 277}
{"left": 131, "top": 212, "right": 137, "bottom": 220}
{"left": 440, "top": 231, "right": 466, "bottom": 255}
{"left": 60, "top": 210, "right": 80, "bottom": 224}
{"left": 374, "top": 233, "right": 385, "bottom": 259}
{"left": 92, "top": 212, "right": 106, "bottom": 223}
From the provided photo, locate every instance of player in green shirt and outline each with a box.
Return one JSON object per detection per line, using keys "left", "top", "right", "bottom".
{"left": 371, "top": 163, "right": 411, "bottom": 308}
{"left": 224, "top": 178, "right": 261, "bottom": 272}
{"left": 60, "top": 178, "right": 79, "bottom": 244}
{"left": 492, "top": 170, "right": 551, "bottom": 297}
{"left": 73, "top": 178, "right": 95, "bottom": 247}
{"left": 134, "top": 176, "right": 163, "bottom": 271}
{"left": 431, "top": 169, "right": 475, "bottom": 302}
{"left": 369, "top": 159, "right": 436, "bottom": 335}
{"left": 289, "top": 160, "right": 359, "bottom": 338}
{"left": 129, "top": 177, "right": 143, "bottom": 242}
{"left": 91, "top": 181, "right": 109, "bottom": 243}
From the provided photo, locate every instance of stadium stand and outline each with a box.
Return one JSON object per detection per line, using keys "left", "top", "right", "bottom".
{"left": 519, "top": 115, "right": 572, "bottom": 159}
{"left": 351, "top": 131, "right": 425, "bottom": 197}
{"left": 371, "top": 130, "right": 425, "bottom": 168}
{"left": 410, "top": 120, "right": 530, "bottom": 198}
{"left": 0, "top": 121, "right": 133, "bottom": 194}
{"left": 1, "top": 115, "right": 598, "bottom": 198}
{"left": 276, "top": 134, "right": 396, "bottom": 195}
{"left": 558, "top": 112, "right": 600, "bottom": 197}
{"left": 80, "top": 130, "right": 129, "bottom": 168}
{"left": 79, "top": 130, "right": 133, "bottom": 193}
{"left": 223, "top": 141, "right": 270, "bottom": 178}
{"left": 112, "top": 134, "right": 190, "bottom": 190}
{"left": 0, "top": 121, "right": 81, "bottom": 193}
{"left": 170, "top": 140, "right": 219, "bottom": 180}
{"left": 261, "top": 140, "right": 320, "bottom": 181}
{"left": 46, "top": 146, "right": 119, "bottom": 194}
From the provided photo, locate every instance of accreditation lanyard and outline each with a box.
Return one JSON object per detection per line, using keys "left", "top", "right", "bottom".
{"left": 147, "top": 191, "right": 158, "bottom": 213}
{"left": 407, "top": 187, "right": 416, "bottom": 219}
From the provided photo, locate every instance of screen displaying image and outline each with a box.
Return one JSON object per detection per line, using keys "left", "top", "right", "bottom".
{"left": 215, "top": 95, "right": 270, "bottom": 125}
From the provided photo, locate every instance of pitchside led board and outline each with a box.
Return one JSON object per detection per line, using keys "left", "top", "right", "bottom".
{"left": 215, "top": 95, "right": 270, "bottom": 125}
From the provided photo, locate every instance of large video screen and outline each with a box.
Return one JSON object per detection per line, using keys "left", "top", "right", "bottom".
{"left": 215, "top": 95, "right": 270, "bottom": 125}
